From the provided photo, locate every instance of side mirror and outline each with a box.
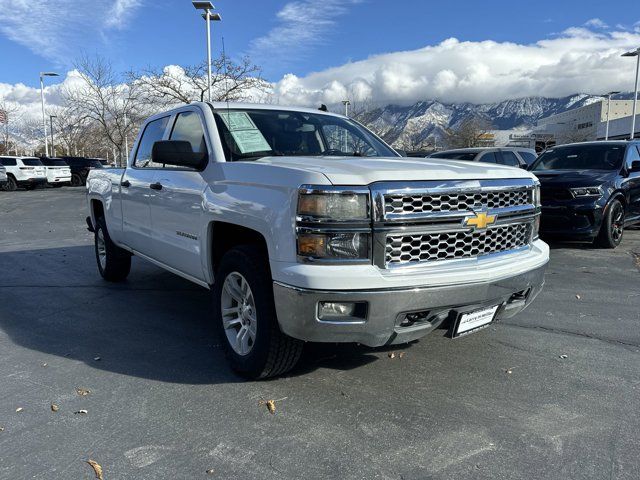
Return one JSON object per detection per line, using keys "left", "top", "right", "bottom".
{"left": 631, "top": 160, "right": 640, "bottom": 173}
{"left": 151, "top": 140, "right": 207, "bottom": 169}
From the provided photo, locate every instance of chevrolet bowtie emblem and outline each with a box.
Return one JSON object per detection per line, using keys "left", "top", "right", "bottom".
{"left": 464, "top": 212, "right": 496, "bottom": 230}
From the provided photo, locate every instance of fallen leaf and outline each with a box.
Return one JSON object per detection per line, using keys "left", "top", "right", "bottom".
{"left": 399, "top": 352, "right": 405, "bottom": 359}
{"left": 42, "top": 363, "right": 48, "bottom": 367}
{"left": 0, "top": 426, "right": 4, "bottom": 432}
{"left": 76, "top": 388, "right": 91, "bottom": 397}
{"left": 206, "top": 468, "right": 215, "bottom": 475}
{"left": 93, "top": 356, "right": 101, "bottom": 361}
{"left": 74, "top": 409, "right": 88, "bottom": 415}
{"left": 388, "top": 352, "right": 396, "bottom": 359}
{"left": 15, "top": 407, "right": 23, "bottom": 413}
{"left": 266, "top": 400, "right": 276, "bottom": 414}
{"left": 575, "top": 294, "right": 581, "bottom": 300}
{"left": 559, "top": 354, "right": 568, "bottom": 359}
{"left": 505, "top": 369, "right": 513, "bottom": 374}
{"left": 51, "top": 403, "right": 59, "bottom": 412}
{"left": 86, "top": 459, "right": 103, "bottom": 480}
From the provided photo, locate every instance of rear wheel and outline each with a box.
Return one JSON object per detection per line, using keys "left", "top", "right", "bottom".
{"left": 5, "top": 176, "right": 17, "bottom": 191}
{"left": 71, "top": 174, "right": 83, "bottom": 187}
{"left": 595, "top": 199, "right": 625, "bottom": 248}
{"left": 94, "top": 217, "right": 131, "bottom": 281}
{"left": 213, "top": 245, "right": 303, "bottom": 379}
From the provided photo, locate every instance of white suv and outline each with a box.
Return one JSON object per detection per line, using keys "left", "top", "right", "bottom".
{"left": 41, "top": 158, "right": 72, "bottom": 186}
{"left": 0, "top": 164, "right": 7, "bottom": 189}
{"left": 0, "top": 156, "right": 47, "bottom": 191}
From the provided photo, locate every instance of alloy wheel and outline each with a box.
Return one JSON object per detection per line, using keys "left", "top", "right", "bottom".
{"left": 220, "top": 272, "right": 257, "bottom": 356}
{"left": 96, "top": 229, "right": 107, "bottom": 270}
{"left": 611, "top": 203, "right": 624, "bottom": 244}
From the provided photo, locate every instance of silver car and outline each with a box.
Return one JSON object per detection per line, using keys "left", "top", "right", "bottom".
{"left": 428, "top": 147, "right": 538, "bottom": 168}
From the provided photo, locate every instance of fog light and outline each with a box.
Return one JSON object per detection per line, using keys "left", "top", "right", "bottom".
{"left": 318, "top": 301, "right": 367, "bottom": 321}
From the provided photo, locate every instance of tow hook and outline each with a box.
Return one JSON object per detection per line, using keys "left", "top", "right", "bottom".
{"left": 86, "top": 216, "right": 95, "bottom": 233}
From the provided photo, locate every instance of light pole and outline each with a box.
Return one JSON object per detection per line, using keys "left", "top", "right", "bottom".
{"left": 342, "top": 100, "right": 351, "bottom": 117}
{"left": 622, "top": 47, "right": 640, "bottom": 140}
{"left": 39, "top": 72, "right": 59, "bottom": 156}
{"left": 192, "top": 2, "right": 221, "bottom": 102}
{"left": 603, "top": 91, "right": 620, "bottom": 140}
{"left": 49, "top": 115, "right": 57, "bottom": 156}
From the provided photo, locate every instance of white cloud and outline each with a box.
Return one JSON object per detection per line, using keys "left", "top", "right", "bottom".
{"left": 0, "top": 0, "right": 143, "bottom": 63}
{"left": 584, "top": 18, "right": 608, "bottom": 29}
{"left": 272, "top": 25, "right": 640, "bottom": 107}
{"left": 249, "top": 0, "right": 361, "bottom": 68}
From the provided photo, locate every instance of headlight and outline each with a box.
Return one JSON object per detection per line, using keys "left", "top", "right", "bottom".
{"left": 570, "top": 186, "right": 602, "bottom": 198}
{"left": 298, "top": 189, "right": 369, "bottom": 221}
{"left": 297, "top": 186, "right": 371, "bottom": 262}
{"left": 298, "top": 231, "right": 370, "bottom": 259}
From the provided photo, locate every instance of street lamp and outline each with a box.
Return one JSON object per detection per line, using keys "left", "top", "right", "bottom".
{"left": 192, "top": 2, "right": 222, "bottom": 102}
{"left": 39, "top": 72, "right": 59, "bottom": 157}
{"left": 49, "top": 115, "right": 57, "bottom": 157}
{"left": 603, "top": 91, "right": 620, "bottom": 141}
{"left": 622, "top": 47, "right": 640, "bottom": 140}
{"left": 342, "top": 100, "right": 351, "bottom": 117}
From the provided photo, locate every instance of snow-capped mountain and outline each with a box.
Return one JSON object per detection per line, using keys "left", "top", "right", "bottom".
{"left": 354, "top": 93, "right": 625, "bottom": 148}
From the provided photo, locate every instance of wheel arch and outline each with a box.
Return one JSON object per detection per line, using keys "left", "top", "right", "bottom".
{"left": 89, "top": 199, "right": 105, "bottom": 228}
{"left": 206, "top": 221, "right": 270, "bottom": 282}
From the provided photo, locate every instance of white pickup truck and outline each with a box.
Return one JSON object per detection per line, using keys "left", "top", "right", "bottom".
{"left": 86, "top": 102, "right": 549, "bottom": 378}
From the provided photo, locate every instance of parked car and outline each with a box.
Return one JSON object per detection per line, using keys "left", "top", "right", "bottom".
{"left": 0, "top": 156, "right": 47, "bottom": 191}
{"left": 0, "top": 164, "right": 7, "bottom": 189}
{"left": 530, "top": 141, "right": 640, "bottom": 248}
{"left": 40, "top": 157, "right": 72, "bottom": 187}
{"left": 428, "top": 147, "right": 536, "bottom": 168}
{"left": 61, "top": 156, "right": 104, "bottom": 186}
{"left": 86, "top": 102, "right": 549, "bottom": 378}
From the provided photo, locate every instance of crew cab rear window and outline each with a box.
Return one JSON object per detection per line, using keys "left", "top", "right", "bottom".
{"left": 21, "top": 158, "right": 43, "bottom": 166}
{"left": 134, "top": 116, "right": 169, "bottom": 168}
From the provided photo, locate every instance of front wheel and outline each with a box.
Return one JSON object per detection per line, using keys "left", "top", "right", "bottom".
{"left": 94, "top": 217, "right": 131, "bottom": 281}
{"left": 5, "top": 176, "right": 17, "bottom": 191}
{"left": 595, "top": 199, "right": 625, "bottom": 248}
{"left": 213, "top": 246, "right": 303, "bottom": 379}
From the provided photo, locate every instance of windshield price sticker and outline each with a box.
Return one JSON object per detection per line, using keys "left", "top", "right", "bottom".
{"left": 219, "top": 111, "right": 272, "bottom": 154}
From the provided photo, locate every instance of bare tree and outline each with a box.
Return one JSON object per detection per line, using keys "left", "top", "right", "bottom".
{"left": 63, "top": 55, "right": 140, "bottom": 165}
{"left": 130, "top": 54, "right": 270, "bottom": 107}
{"left": 445, "top": 116, "right": 494, "bottom": 148}
{"left": 0, "top": 99, "right": 23, "bottom": 155}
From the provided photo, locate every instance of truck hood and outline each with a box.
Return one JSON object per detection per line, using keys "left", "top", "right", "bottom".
{"left": 256, "top": 156, "right": 534, "bottom": 185}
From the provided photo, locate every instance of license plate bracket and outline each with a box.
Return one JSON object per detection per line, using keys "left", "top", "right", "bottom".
{"left": 449, "top": 304, "right": 500, "bottom": 338}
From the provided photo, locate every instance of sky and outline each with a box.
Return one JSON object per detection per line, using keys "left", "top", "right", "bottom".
{"left": 1, "top": 0, "right": 640, "bottom": 115}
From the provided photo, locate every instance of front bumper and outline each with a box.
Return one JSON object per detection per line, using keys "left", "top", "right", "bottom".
{"left": 539, "top": 201, "right": 603, "bottom": 240}
{"left": 273, "top": 262, "right": 547, "bottom": 347}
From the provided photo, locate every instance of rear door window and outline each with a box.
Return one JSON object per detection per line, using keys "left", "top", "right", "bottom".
{"left": 478, "top": 152, "right": 499, "bottom": 163}
{"left": 134, "top": 116, "right": 170, "bottom": 168}
{"left": 500, "top": 151, "right": 521, "bottom": 167}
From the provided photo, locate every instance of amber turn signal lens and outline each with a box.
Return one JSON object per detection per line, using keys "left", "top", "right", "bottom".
{"left": 298, "top": 234, "right": 326, "bottom": 256}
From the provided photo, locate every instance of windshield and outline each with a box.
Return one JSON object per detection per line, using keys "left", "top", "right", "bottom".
{"left": 532, "top": 144, "right": 625, "bottom": 171}
{"left": 212, "top": 109, "right": 397, "bottom": 161}
{"left": 431, "top": 151, "right": 479, "bottom": 161}
{"left": 21, "top": 158, "right": 43, "bottom": 166}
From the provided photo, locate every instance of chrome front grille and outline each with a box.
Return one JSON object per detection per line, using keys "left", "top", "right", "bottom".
{"left": 371, "top": 179, "right": 539, "bottom": 269}
{"left": 384, "top": 189, "right": 531, "bottom": 215}
{"left": 385, "top": 223, "right": 531, "bottom": 266}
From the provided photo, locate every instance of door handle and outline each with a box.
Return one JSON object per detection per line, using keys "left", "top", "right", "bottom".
{"left": 120, "top": 180, "right": 131, "bottom": 188}
{"left": 149, "top": 182, "right": 163, "bottom": 191}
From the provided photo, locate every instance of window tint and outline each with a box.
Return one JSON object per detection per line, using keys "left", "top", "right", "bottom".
{"left": 479, "top": 152, "right": 499, "bottom": 163}
{"left": 167, "top": 111, "right": 208, "bottom": 169}
{"left": 41, "top": 159, "right": 68, "bottom": 166}
{"left": 518, "top": 151, "right": 537, "bottom": 165}
{"left": 21, "top": 158, "right": 43, "bottom": 166}
{"left": 500, "top": 151, "right": 520, "bottom": 167}
{"left": 626, "top": 145, "right": 640, "bottom": 169}
{"left": 0, "top": 158, "right": 17, "bottom": 166}
{"left": 134, "top": 116, "right": 170, "bottom": 168}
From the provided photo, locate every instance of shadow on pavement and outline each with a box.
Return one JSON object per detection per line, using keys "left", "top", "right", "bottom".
{"left": 0, "top": 245, "right": 402, "bottom": 384}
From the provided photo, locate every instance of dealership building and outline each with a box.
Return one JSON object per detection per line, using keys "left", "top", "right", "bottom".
{"left": 534, "top": 99, "right": 639, "bottom": 143}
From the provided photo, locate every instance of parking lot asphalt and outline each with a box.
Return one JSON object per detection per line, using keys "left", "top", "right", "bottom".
{"left": 1, "top": 187, "right": 639, "bottom": 480}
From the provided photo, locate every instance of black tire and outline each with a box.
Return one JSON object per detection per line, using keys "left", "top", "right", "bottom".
{"left": 213, "top": 245, "right": 303, "bottom": 379}
{"left": 71, "top": 174, "right": 83, "bottom": 187}
{"left": 595, "top": 199, "right": 625, "bottom": 248}
{"left": 5, "top": 176, "right": 17, "bottom": 192}
{"left": 94, "top": 217, "right": 131, "bottom": 281}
